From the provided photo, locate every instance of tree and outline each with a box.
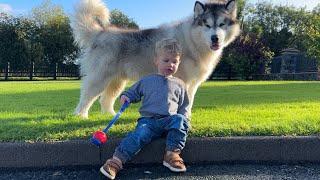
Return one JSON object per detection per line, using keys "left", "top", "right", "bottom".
{"left": 0, "top": 13, "right": 41, "bottom": 70}
{"left": 220, "top": 31, "right": 274, "bottom": 79}
{"left": 30, "top": 0, "right": 79, "bottom": 66}
{"left": 110, "top": 9, "right": 139, "bottom": 29}
{"left": 236, "top": 0, "right": 246, "bottom": 28}
{"left": 289, "top": 7, "right": 320, "bottom": 60}
{"left": 242, "top": 2, "right": 320, "bottom": 61}
{"left": 0, "top": 2, "right": 139, "bottom": 71}
{"left": 243, "top": 3, "right": 294, "bottom": 56}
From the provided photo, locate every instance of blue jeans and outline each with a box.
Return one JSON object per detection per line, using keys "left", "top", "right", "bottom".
{"left": 113, "top": 114, "right": 190, "bottom": 163}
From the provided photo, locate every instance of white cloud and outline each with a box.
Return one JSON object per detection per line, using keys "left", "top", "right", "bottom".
{"left": 0, "top": 4, "right": 13, "bottom": 13}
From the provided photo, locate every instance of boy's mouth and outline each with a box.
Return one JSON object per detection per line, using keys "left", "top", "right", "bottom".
{"left": 166, "top": 68, "right": 174, "bottom": 74}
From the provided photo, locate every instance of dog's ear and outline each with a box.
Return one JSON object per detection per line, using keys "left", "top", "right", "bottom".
{"left": 225, "top": 0, "right": 237, "bottom": 17}
{"left": 194, "top": 1, "right": 205, "bottom": 19}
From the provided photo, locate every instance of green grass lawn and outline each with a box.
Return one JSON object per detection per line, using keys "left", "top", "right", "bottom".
{"left": 0, "top": 80, "right": 320, "bottom": 142}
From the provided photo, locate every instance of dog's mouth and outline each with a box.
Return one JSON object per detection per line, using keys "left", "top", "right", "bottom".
{"left": 210, "top": 43, "right": 220, "bottom": 51}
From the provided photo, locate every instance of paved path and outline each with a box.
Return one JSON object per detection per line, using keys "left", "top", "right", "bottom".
{"left": 1, "top": 163, "right": 320, "bottom": 180}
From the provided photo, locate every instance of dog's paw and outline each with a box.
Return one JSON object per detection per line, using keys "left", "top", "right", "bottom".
{"left": 101, "top": 108, "right": 116, "bottom": 116}
{"left": 74, "top": 111, "right": 89, "bottom": 119}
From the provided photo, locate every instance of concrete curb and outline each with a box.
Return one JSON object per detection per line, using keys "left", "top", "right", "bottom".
{"left": 1, "top": 136, "right": 320, "bottom": 168}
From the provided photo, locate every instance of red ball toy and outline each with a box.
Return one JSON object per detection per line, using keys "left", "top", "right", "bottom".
{"left": 90, "top": 101, "right": 130, "bottom": 146}
{"left": 92, "top": 130, "right": 108, "bottom": 144}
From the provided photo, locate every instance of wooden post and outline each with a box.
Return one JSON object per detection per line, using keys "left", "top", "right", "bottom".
{"left": 77, "top": 68, "right": 81, "bottom": 80}
{"left": 5, "top": 62, "right": 10, "bottom": 81}
{"left": 53, "top": 63, "right": 58, "bottom": 80}
{"left": 228, "top": 64, "right": 232, "bottom": 80}
{"left": 29, "top": 61, "right": 34, "bottom": 80}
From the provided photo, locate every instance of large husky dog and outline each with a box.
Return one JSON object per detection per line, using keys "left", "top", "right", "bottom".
{"left": 72, "top": 0, "right": 240, "bottom": 119}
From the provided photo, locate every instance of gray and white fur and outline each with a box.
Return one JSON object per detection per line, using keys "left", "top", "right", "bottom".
{"left": 71, "top": 0, "right": 240, "bottom": 118}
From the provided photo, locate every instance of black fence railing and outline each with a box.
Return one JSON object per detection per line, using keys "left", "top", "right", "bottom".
{"left": 252, "top": 72, "right": 319, "bottom": 81}
{"left": 0, "top": 62, "right": 80, "bottom": 80}
{"left": 1, "top": 62, "right": 319, "bottom": 81}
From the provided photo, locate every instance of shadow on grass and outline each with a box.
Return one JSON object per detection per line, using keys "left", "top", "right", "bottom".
{"left": 0, "top": 88, "right": 142, "bottom": 113}
{"left": 0, "top": 114, "right": 137, "bottom": 142}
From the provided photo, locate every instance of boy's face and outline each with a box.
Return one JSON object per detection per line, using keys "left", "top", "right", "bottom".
{"left": 155, "top": 53, "right": 181, "bottom": 77}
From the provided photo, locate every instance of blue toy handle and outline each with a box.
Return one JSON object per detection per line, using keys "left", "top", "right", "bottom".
{"left": 120, "top": 100, "right": 130, "bottom": 113}
{"left": 102, "top": 101, "right": 130, "bottom": 133}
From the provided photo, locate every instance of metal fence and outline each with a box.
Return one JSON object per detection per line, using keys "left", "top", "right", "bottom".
{"left": 252, "top": 72, "right": 319, "bottom": 81}
{"left": 0, "top": 62, "right": 80, "bottom": 80}
{"left": 0, "top": 61, "right": 319, "bottom": 81}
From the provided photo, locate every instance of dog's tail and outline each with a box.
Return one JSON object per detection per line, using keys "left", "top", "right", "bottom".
{"left": 71, "top": 0, "right": 110, "bottom": 48}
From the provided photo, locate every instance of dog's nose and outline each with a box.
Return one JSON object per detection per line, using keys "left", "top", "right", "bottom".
{"left": 211, "top": 35, "right": 219, "bottom": 43}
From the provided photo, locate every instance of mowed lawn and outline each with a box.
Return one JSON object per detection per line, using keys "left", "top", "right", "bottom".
{"left": 0, "top": 80, "right": 319, "bottom": 142}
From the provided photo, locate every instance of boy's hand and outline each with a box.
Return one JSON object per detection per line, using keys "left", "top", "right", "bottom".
{"left": 120, "top": 95, "right": 130, "bottom": 105}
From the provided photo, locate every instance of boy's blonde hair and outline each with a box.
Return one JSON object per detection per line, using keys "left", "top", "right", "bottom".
{"left": 155, "top": 38, "right": 182, "bottom": 56}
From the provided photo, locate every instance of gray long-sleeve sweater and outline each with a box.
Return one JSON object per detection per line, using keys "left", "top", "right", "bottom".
{"left": 121, "top": 74, "right": 190, "bottom": 119}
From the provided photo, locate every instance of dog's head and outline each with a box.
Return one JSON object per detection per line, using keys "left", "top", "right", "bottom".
{"left": 192, "top": 0, "right": 240, "bottom": 51}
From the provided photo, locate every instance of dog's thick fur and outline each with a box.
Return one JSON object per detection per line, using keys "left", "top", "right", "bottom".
{"left": 72, "top": 0, "right": 240, "bottom": 118}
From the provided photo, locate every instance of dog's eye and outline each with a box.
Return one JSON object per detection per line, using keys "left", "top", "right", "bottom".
{"left": 205, "top": 24, "right": 211, "bottom": 28}
{"left": 219, "top": 23, "right": 225, "bottom": 27}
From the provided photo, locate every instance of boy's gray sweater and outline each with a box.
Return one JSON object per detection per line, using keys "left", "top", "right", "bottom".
{"left": 121, "top": 74, "right": 190, "bottom": 119}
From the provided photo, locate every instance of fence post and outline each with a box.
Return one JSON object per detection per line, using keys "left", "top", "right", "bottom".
{"left": 77, "top": 67, "right": 81, "bottom": 80}
{"left": 227, "top": 65, "right": 232, "bottom": 80}
{"left": 5, "top": 62, "right": 10, "bottom": 81}
{"left": 53, "top": 63, "right": 58, "bottom": 80}
{"left": 29, "top": 61, "right": 34, "bottom": 80}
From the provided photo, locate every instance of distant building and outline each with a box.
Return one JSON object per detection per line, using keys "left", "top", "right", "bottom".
{"left": 271, "top": 48, "right": 318, "bottom": 73}
{"left": 270, "top": 48, "right": 318, "bottom": 80}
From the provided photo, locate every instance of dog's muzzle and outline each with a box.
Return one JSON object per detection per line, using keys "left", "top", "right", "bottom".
{"left": 210, "top": 35, "right": 220, "bottom": 51}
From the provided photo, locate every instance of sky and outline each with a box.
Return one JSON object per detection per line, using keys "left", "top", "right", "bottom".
{"left": 0, "top": 0, "right": 319, "bottom": 29}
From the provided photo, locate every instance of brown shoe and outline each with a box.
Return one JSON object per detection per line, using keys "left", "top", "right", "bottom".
{"left": 163, "top": 150, "right": 186, "bottom": 172}
{"left": 100, "top": 157, "right": 123, "bottom": 179}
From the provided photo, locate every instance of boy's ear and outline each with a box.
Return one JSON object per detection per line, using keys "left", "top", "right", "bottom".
{"left": 154, "top": 58, "right": 158, "bottom": 65}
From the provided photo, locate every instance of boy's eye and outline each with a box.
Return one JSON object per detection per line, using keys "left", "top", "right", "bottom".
{"left": 164, "top": 59, "right": 169, "bottom": 62}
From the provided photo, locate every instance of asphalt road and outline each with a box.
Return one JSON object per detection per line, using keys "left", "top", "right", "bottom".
{"left": 1, "top": 163, "right": 320, "bottom": 180}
